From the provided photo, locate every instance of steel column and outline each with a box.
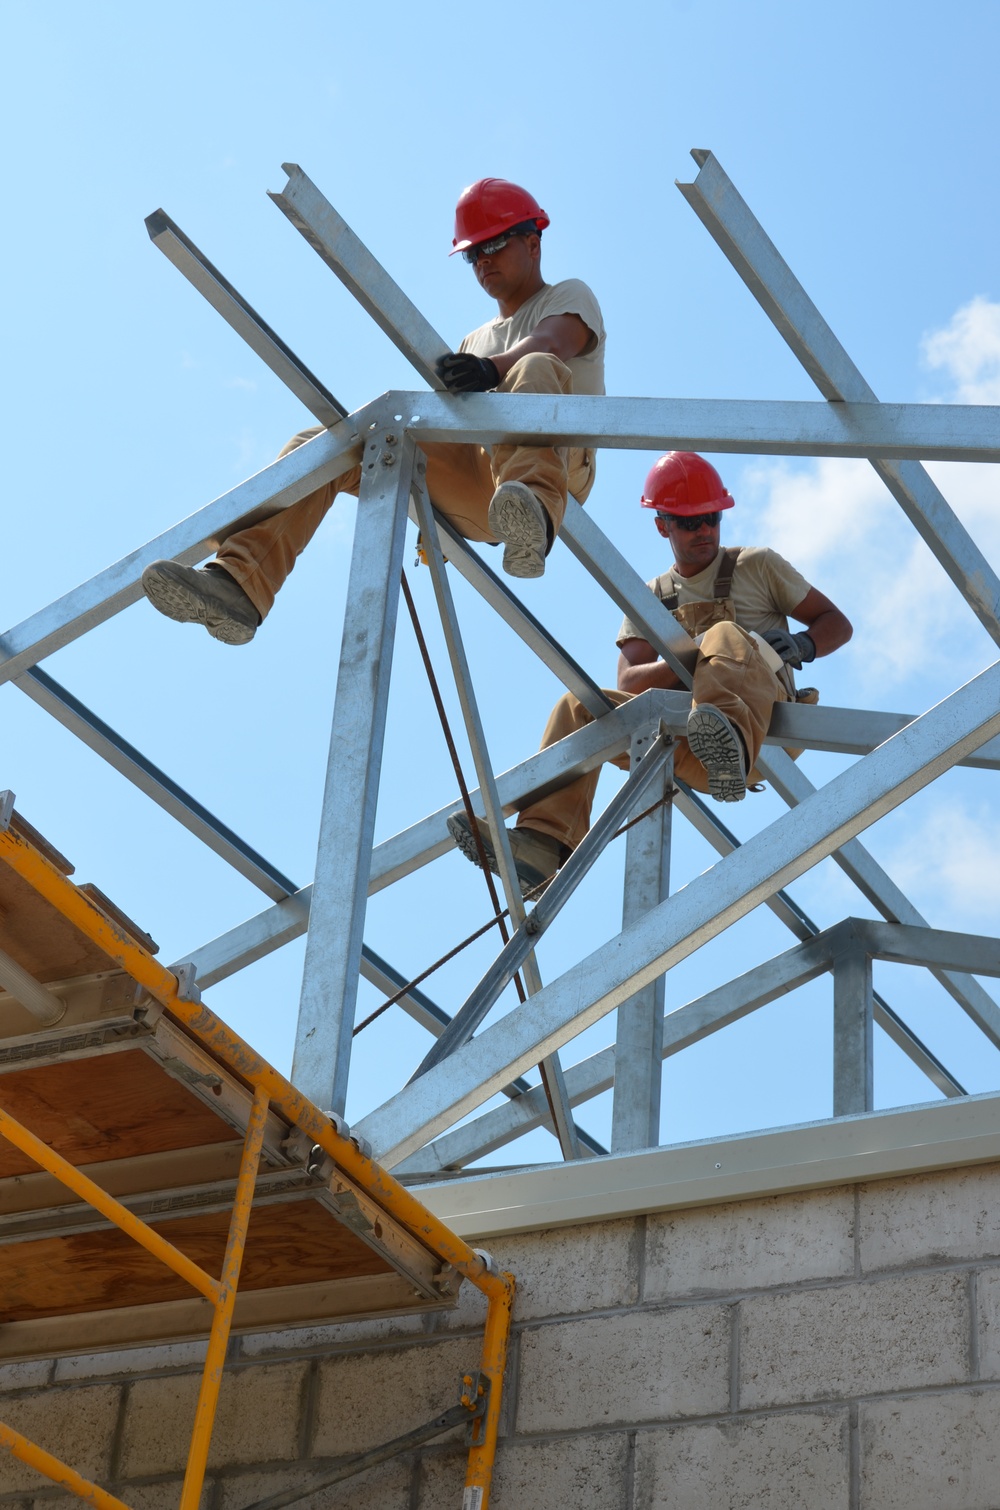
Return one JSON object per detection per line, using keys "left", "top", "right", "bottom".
{"left": 832, "top": 933, "right": 875, "bottom": 1116}
{"left": 292, "top": 431, "right": 415, "bottom": 1112}
{"left": 611, "top": 729, "right": 672, "bottom": 1153}
{"left": 409, "top": 469, "right": 582, "bottom": 1159}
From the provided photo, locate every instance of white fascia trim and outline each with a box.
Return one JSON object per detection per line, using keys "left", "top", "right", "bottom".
{"left": 419, "top": 1090, "right": 1000, "bottom": 1239}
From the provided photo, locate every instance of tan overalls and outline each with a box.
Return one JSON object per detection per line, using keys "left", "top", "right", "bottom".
{"left": 211, "top": 353, "right": 596, "bottom": 621}
{"left": 516, "top": 548, "right": 801, "bottom": 852}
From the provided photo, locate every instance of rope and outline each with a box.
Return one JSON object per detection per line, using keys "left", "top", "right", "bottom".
{"left": 353, "top": 874, "right": 549, "bottom": 1036}
{"left": 398, "top": 570, "right": 528, "bottom": 1003}
{"left": 353, "top": 684, "right": 675, "bottom": 1037}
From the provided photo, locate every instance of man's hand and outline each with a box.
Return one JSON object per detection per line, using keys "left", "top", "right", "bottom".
{"left": 436, "top": 352, "right": 500, "bottom": 393}
{"left": 761, "top": 628, "right": 816, "bottom": 668}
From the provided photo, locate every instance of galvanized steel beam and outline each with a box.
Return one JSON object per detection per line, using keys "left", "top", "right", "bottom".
{"left": 359, "top": 655, "right": 1000, "bottom": 1165}
{"left": 409, "top": 470, "right": 582, "bottom": 1159}
{"left": 611, "top": 732, "right": 672, "bottom": 1153}
{"left": 677, "top": 148, "right": 1000, "bottom": 642}
{"left": 146, "top": 209, "right": 347, "bottom": 428}
{"left": 292, "top": 431, "right": 416, "bottom": 1112}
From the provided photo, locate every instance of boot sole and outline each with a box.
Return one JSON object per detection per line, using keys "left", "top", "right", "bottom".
{"left": 446, "top": 813, "right": 500, "bottom": 876}
{"left": 447, "top": 812, "right": 557, "bottom": 891}
{"left": 686, "top": 707, "right": 747, "bottom": 803}
{"left": 488, "top": 488, "right": 548, "bottom": 580}
{"left": 142, "top": 564, "right": 257, "bottom": 646}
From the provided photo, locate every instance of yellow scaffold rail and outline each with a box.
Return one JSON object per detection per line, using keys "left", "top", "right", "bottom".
{"left": 0, "top": 819, "right": 515, "bottom": 1510}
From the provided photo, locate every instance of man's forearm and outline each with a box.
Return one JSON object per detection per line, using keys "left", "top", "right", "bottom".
{"left": 802, "top": 608, "right": 852, "bottom": 658}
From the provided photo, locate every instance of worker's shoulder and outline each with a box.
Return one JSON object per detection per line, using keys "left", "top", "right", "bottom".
{"left": 535, "top": 277, "right": 603, "bottom": 315}
{"left": 547, "top": 275, "right": 598, "bottom": 296}
{"left": 732, "top": 545, "right": 797, "bottom": 574}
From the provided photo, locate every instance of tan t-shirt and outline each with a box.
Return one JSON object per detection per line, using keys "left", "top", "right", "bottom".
{"left": 460, "top": 279, "right": 606, "bottom": 395}
{"left": 616, "top": 546, "right": 812, "bottom": 646}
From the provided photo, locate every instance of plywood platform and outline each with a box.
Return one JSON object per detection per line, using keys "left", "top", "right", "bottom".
{"left": 0, "top": 812, "right": 460, "bottom": 1360}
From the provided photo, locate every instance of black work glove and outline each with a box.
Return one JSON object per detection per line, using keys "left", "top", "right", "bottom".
{"left": 435, "top": 352, "right": 501, "bottom": 393}
{"left": 761, "top": 628, "right": 816, "bottom": 668}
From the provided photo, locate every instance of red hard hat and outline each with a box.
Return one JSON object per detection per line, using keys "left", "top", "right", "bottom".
{"left": 451, "top": 178, "right": 550, "bottom": 254}
{"left": 640, "top": 452, "right": 735, "bottom": 516}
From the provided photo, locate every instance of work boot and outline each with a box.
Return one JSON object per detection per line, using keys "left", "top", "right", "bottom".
{"left": 487, "top": 482, "right": 549, "bottom": 579}
{"left": 686, "top": 704, "right": 749, "bottom": 803}
{"left": 141, "top": 561, "right": 261, "bottom": 646}
{"left": 447, "top": 811, "right": 568, "bottom": 892}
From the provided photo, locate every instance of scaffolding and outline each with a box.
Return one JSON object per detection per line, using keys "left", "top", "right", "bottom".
{"left": 0, "top": 803, "right": 513, "bottom": 1508}
{"left": 0, "top": 144, "right": 999, "bottom": 1501}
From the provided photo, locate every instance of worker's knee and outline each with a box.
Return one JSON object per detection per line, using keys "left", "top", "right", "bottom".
{"left": 699, "top": 621, "right": 754, "bottom": 661}
{"left": 501, "top": 352, "right": 574, "bottom": 395}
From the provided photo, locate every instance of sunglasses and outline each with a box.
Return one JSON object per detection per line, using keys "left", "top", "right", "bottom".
{"left": 663, "top": 512, "right": 722, "bottom": 532}
{"left": 462, "top": 223, "right": 538, "bottom": 264}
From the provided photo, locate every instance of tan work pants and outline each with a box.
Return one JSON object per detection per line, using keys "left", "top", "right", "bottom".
{"left": 517, "top": 621, "right": 787, "bottom": 851}
{"left": 215, "top": 352, "right": 595, "bottom": 619}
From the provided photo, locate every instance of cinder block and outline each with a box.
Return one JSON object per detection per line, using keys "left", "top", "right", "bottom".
{"left": 418, "top": 1433, "right": 631, "bottom": 1510}
{"left": 0, "top": 1384, "right": 120, "bottom": 1495}
{"left": 443, "top": 1219, "right": 641, "bottom": 1330}
{"left": 0, "top": 1362, "right": 53, "bottom": 1392}
{"left": 0, "top": 1393, "right": 113, "bottom": 1498}
{"left": 859, "top": 1163, "right": 1000, "bottom": 1271}
{"left": 238, "top": 1312, "right": 428, "bottom": 1359}
{"left": 28, "top": 1484, "right": 210, "bottom": 1510}
{"left": 645, "top": 1187, "right": 855, "bottom": 1299}
{"left": 976, "top": 1268, "right": 1000, "bottom": 1378}
{"left": 861, "top": 1389, "right": 1000, "bottom": 1509}
{"left": 216, "top": 1457, "right": 411, "bottom": 1509}
{"left": 740, "top": 1270, "right": 969, "bottom": 1409}
{"left": 54, "top": 1341, "right": 207, "bottom": 1382}
{"left": 313, "top": 1337, "right": 478, "bottom": 1458}
{"left": 119, "top": 1361, "right": 308, "bottom": 1476}
{"left": 516, "top": 1305, "right": 731, "bottom": 1432}
{"left": 634, "top": 1408, "right": 850, "bottom": 1510}
{"left": 116, "top": 1483, "right": 211, "bottom": 1510}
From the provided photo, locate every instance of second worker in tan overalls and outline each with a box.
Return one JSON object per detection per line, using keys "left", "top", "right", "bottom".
{"left": 450, "top": 452, "right": 853, "bottom": 891}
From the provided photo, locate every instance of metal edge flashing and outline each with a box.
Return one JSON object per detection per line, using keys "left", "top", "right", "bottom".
{"left": 418, "top": 1090, "right": 1000, "bottom": 1238}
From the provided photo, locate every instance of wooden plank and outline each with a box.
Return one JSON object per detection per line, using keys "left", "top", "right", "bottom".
{"left": 0, "top": 866, "right": 122, "bottom": 981}
{"left": 0, "top": 1141, "right": 247, "bottom": 1217}
{"left": 0, "top": 1272, "right": 453, "bottom": 1361}
{"left": 0, "top": 1049, "right": 237, "bottom": 1180}
{"left": 0, "top": 1198, "right": 396, "bottom": 1320}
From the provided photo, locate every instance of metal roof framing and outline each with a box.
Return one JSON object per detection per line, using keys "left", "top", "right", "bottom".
{"left": 3, "top": 148, "right": 999, "bottom": 1181}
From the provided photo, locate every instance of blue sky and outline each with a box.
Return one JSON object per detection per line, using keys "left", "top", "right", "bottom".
{"left": 2, "top": 0, "right": 999, "bottom": 1165}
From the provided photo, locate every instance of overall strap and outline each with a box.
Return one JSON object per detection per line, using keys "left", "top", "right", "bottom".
{"left": 713, "top": 547, "right": 741, "bottom": 600}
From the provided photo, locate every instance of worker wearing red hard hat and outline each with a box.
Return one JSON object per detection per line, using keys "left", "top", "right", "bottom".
{"left": 450, "top": 452, "right": 852, "bottom": 890}
{"left": 141, "top": 178, "right": 605, "bottom": 644}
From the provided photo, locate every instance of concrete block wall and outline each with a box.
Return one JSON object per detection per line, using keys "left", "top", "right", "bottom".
{"left": 4, "top": 1159, "right": 1000, "bottom": 1508}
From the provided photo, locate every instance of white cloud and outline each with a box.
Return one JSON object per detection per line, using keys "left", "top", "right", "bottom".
{"left": 226, "top": 376, "right": 258, "bottom": 392}
{"left": 735, "top": 291, "right": 1000, "bottom": 700}
{"left": 921, "top": 296, "right": 1000, "bottom": 403}
{"left": 885, "top": 800, "right": 1000, "bottom": 926}
{"left": 737, "top": 456, "right": 986, "bottom": 694}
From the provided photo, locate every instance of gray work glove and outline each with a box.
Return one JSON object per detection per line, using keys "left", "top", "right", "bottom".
{"left": 435, "top": 352, "right": 501, "bottom": 393}
{"left": 761, "top": 628, "right": 816, "bottom": 668}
